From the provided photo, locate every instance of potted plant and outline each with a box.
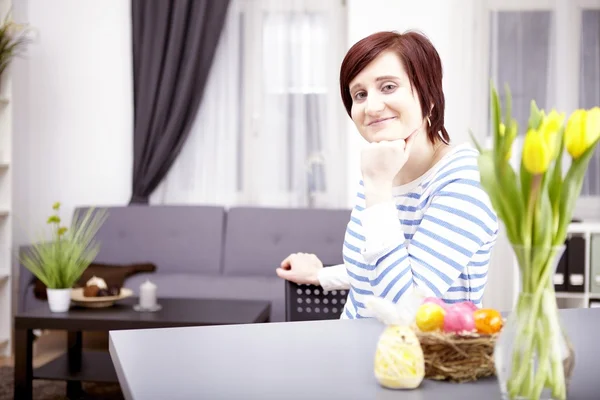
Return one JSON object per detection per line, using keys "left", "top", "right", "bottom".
{"left": 0, "top": 12, "right": 33, "bottom": 86}
{"left": 19, "top": 203, "right": 108, "bottom": 312}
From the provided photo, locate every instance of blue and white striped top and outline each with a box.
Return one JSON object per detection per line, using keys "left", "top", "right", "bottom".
{"left": 319, "top": 143, "right": 499, "bottom": 319}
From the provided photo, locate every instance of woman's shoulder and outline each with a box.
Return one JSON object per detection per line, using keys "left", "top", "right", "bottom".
{"left": 434, "top": 142, "right": 481, "bottom": 171}
{"left": 422, "top": 143, "right": 499, "bottom": 234}
{"left": 421, "top": 143, "right": 483, "bottom": 192}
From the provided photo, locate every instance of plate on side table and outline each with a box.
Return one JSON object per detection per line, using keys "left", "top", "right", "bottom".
{"left": 71, "top": 288, "right": 133, "bottom": 308}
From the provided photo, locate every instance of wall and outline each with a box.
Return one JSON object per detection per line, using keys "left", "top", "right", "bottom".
{"left": 12, "top": 0, "right": 133, "bottom": 247}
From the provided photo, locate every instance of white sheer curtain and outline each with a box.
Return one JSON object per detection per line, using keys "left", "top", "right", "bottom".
{"left": 255, "top": 4, "right": 330, "bottom": 207}
{"left": 151, "top": 0, "right": 346, "bottom": 208}
{"left": 150, "top": 3, "right": 242, "bottom": 206}
{"left": 245, "top": 0, "right": 345, "bottom": 208}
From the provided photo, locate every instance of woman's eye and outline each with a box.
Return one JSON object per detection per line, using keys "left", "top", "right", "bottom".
{"left": 382, "top": 84, "right": 396, "bottom": 92}
{"left": 354, "top": 91, "right": 366, "bottom": 100}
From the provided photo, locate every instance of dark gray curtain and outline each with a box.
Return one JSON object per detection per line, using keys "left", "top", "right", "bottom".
{"left": 130, "top": 0, "right": 231, "bottom": 204}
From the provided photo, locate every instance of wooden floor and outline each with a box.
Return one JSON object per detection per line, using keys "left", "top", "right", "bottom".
{"left": 0, "top": 330, "right": 109, "bottom": 369}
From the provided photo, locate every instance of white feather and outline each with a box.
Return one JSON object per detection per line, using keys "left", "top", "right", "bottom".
{"left": 365, "top": 296, "right": 402, "bottom": 325}
{"left": 365, "top": 286, "right": 429, "bottom": 326}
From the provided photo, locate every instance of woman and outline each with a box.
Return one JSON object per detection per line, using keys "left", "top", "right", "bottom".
{"left": 276, "top": 31, "right": 499, "bottom": 319}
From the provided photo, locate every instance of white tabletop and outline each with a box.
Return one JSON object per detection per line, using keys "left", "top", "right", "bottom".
{"left": 109, "top": 307, "right": 599, "bottom": 400}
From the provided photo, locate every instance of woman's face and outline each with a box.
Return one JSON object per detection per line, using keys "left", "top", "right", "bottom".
{"left": 349, "top": 50, "right": 425, "bottom": 143}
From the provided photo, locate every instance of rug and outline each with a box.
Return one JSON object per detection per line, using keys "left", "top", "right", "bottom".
{"left": 0, "top": 366, "right": 124, "bottom": 400}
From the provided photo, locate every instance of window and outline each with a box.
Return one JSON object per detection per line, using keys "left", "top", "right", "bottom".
{"left": 153, "top": 0, "right": 348, "bottom": 208}
{"left": 489, "top": 10, "right": 554, "bottom": 135}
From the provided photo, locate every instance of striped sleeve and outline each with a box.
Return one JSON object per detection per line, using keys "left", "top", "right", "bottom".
{"left": 360, "top": 179, "right": 498, "bottom": 301}
{"left": 317, "top": 264, "right": 351, "bottom": 290}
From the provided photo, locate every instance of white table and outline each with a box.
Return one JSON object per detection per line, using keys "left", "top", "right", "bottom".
{"left": 109, "top": 308, "right": 599, "bottom": 399}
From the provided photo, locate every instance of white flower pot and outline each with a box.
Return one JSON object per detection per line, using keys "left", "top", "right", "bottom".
{"left": 46, "top": 288, "right": 72, "bottom": 312}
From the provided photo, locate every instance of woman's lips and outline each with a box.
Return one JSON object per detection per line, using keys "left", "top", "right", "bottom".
{"left": 368, "top": 117, "right": 396, "bottom": 127}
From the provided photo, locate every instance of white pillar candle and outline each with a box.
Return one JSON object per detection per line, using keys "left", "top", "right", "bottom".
{"left": 139, "top": 279, "right": 157, "bottom": 309}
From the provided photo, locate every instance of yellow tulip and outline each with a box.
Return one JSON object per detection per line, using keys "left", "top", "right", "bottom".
{"left": 523, "top": 128, "right": 551, "bottom": 175}
{"left": 587, "top": 108, "right": 600, "bottom": 143}
{"left": 565, "top": 108, "right": 600, "bottom": 159}
{"left": 539, "top": 110, "right": 565, "bottom": 159}
{"left": 542, "top": 110, "right": 566, "bottom": 133}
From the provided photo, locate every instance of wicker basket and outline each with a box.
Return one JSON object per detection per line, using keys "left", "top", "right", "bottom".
{"left": 415, "top": 330, "right": 498, "bottom": 383}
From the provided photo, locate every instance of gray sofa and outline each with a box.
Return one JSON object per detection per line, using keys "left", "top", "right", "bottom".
{"left": 17, "top": 205, "right": 351, "bottom": 322}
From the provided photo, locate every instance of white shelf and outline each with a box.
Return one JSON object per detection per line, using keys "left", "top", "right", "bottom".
{"left": 555, "top": 292, "right": 586, "bottom": 299}
{"left": 566, "top": 221, "right": 600, "bottom": 234}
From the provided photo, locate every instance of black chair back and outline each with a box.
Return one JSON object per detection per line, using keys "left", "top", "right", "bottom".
{"left": 285, "top": 280, "right": 348, "bottom": 321}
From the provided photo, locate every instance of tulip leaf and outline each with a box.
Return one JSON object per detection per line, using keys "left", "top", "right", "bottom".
{"left": 469, "top": 128, "right": 483, "bottom": 153}
{"left": 534, "top": 183, "right": 552, "bottom": 247}
{"left": 501, "top": 85, "right": 515, "bottom": 161}
{"left": 555, "top": 136, "right": 600, "bottom": 244}
{"left": 491, "top": 83, "right": 503, "bottom": 162}
{"left": 520, "top": 154, "right": 533, "bottom": 210}
{"left": 548, "top": 127, "right": 565, "bottom": 237}
{"left": 536, "top": 172, "right": 552, "bottom": 245}
{"left": 504, "top": 83, "right": 513, "bottom": 129}
{"left": 497, "top": 159, "right": 523, "bottom": 243}
{"left": 528, "top": 100, "right": 543, "bottom": 131}
{"left": 532, "top": 183, "right": 553, "bottom": 281}
{"left": 502, "top": 118, "right": 518, "bottom": 163}
{"left": 478, "top": 151, "right": 518, "bottom": 244}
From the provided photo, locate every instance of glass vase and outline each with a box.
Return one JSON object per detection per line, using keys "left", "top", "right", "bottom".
{"left": 494, "top": 245, "right": 575, "bottom": 400}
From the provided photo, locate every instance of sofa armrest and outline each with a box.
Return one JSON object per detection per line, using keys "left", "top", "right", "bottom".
{"left": 17, "top": 245, "right": 38, "bottom": 313}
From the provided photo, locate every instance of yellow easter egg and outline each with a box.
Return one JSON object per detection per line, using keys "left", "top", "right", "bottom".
{"left": 374, "top": 325, "right": 425, "bottom": 389}
{"left": 415, "top": 303, "right": 445, "bottom": 332}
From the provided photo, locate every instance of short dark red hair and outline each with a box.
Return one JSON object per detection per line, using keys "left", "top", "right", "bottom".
{"left": 339, "top": 30, "right": 450, "bottom": 144}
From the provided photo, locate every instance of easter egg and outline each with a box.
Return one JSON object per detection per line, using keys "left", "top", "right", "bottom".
{"left": 422, "top": 297, "right": 448, "bottom": 309}
{"left": 443, "top": 306, "right": 476, "bottom": 333}
{"left": 415, "top": 303, "right": 445, "bottom": 332}
{"left": 374, "top": 325, "right": 425, "bottom": 389}
{"left": 453, "top": 300, "right": 478, "bottom": 312}
{"left": 473, "top": 308, "right": 504, "bottom": 334}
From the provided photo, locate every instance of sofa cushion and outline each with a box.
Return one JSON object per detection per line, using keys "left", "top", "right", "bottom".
{"left": 123, "top": 272, "right": 285, "bottom": 322}
{"left": 76, "top": 205, "right": 226, "bottom": 274}
{"left": 222, "top": 207, "right": 351, "bottom": 276}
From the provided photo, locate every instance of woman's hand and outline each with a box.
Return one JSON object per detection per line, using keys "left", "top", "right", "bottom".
{"left": 360, "top": 139, "right": 411, "bottom": 185}
{"left": 361, "top": 138, "right": 414, "bottom": 207}
{"left": 276, "top": 252, "right": 323, "bottom": 286}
